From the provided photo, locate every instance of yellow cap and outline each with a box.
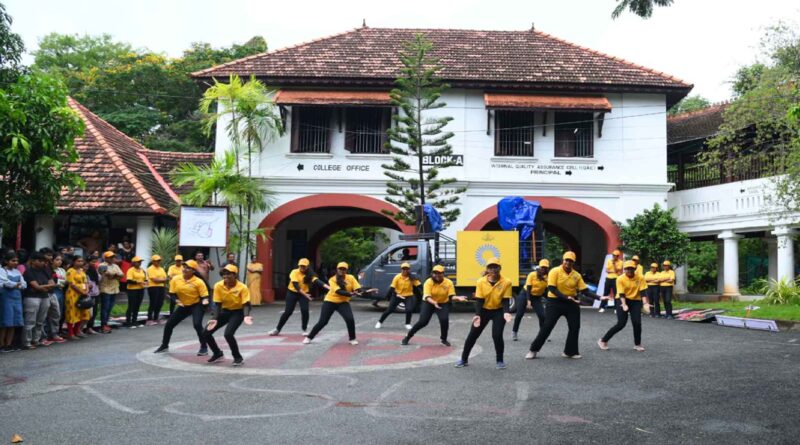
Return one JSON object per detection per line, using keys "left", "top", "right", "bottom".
{"left": 663, "top": 260, "right": 671, "bottom": 266}
{"left": 632, "top": 255, "right": 640, "bottom": 261}
{"left": 563, "top": 251, "right": 577, "bottom": 261}
{"left": 222, "top": 264, "right": 239, "bottom": 275}
{"left": 337, "top": 262, "right": 349, "bottom": 269}
{"left": 624, "top": 260, "right": 636, "bottom": 269}
{"left": 131, "top": 256, "right": 143, "bottom": 263}
{"left": 184, "top": 260, "right": 199, "bottom": 270}
{"left": 650, "top": 263, "right": 658, "bottom": 268}
{"left": 538, "top": 259, "right": 550, "bottom": 268}
{"left": 401, "top": 262, "right": 411, "bottom": 269}
{"left": 432, "top": 265, "right": 445, "bottom": 273}
{"left": 174, "top": 255, "right": 183, "bottom": 261}
{"left": 298, "top": 258, "right": 310, "bottom": 267}
{"left": 486, "top": 257, "right": 501, "bottom": 267}
{"left": 103, "top": 251, "right": 115, "bottom": 259}
{"left": 612, "top": 249, "right": 621, "bottom": 256}
{"left": 151, "top": 255, "right": 162, "bottom": 262}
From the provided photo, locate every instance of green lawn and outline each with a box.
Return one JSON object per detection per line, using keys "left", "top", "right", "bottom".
{"left": 110, "top": 302, "right": 171, "bottom": 317}
{"left": 674, "top": 301, "right": 800, "bottom": 321}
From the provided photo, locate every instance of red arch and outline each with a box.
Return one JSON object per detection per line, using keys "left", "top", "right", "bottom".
{"left": 256, "top": 194, "right": 415, "bottom": 303}
{"left": 464, "top": 197, "right": 620, "bottom": 256}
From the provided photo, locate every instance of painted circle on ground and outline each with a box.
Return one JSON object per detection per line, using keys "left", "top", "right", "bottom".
{"left": 137, "top": 332, "right": 480, "bottom": 376}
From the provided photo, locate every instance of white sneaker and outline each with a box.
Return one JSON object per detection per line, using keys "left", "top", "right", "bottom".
{"left": 597, "top": 339, "right": 609, "bottom": 350}
{"left": 598, "top": 308, "right": 605, "bottom": 313}
{"left": 302, "top": 337, "right": 311, "bottom": 344}
{"left": 405, "top": 324, "right": 412, "bottom": 330}
{"left": 349, "top": 339, "right": 359, "bottom": 345}
{"left": 374, "top": 322, "right": 382, "bottom": 329}
{"left": 525, "top": 351, "right": 537, "bottom": 359}
{"left": 268, "top": 329, "right": 280, "bottom": 336}
{"left": 302, "top": 331, "right": 308, "bottom": 336}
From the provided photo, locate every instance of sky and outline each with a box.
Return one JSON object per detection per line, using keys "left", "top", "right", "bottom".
{"left": 6, "top": 0, "right": 800, "bottom": 102}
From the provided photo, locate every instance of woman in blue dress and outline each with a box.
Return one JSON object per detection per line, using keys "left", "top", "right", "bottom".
{"left": 0, "top": 251, "right": 26, "bottom": 352}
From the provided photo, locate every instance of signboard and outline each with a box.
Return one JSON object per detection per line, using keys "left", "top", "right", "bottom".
{"left": 456, "top": 231, "right": 519, "bottom": 286}
{"left": 422, "top": 154, "right": 464, "bottom": 166}
{"left": 179, "top": 206, "right": 228, "bottom": 247}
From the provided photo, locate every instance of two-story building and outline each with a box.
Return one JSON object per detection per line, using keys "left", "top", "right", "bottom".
{"left": 192, "top": 26, "right": 694, "bottom": 302}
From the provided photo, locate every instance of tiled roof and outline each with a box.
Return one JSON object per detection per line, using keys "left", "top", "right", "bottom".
{"left": 143, "top": 149, "right": 213, "bottom": 196}
{"left": 192, "top": 27, "right": 692, "bottom": 97}
{"left": 667, "top": 102, "right": 730, "bottom": 145}
{"left": 62, "top": 98, "right": 210, "bottom": 214}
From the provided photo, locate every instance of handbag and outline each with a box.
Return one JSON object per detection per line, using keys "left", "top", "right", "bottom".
{"left": 77, "top": 295, "right": 95, "bottom": 309}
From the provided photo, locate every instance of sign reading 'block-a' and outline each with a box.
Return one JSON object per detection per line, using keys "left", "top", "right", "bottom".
{"left": 456, "top": 231, "right": 519, "bottom": 286}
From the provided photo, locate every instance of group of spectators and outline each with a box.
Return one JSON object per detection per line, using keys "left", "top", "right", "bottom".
{"left": 0, "top": 243, "right": 216, "bottom": 353}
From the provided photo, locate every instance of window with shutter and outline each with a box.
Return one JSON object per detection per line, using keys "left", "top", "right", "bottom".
{"left": 494, "top": 110, "right": 535, "bottom": 156}
{"left": 290, "top": 106, "right": 332, "bottom": 153}
{"left": 554, "top": 112, "right": 594, "bottom": 158}
{"left": 344, "top": 107, "right": 391, "bottom": 154}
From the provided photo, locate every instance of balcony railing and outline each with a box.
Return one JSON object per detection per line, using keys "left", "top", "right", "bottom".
{"left": 668, "top": 152, "right": 785, "bottom": 191}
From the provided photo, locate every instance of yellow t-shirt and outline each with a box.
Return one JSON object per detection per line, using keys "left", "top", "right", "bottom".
{"left": 287, "top": 269, "right": 310, "bottom": 294}
{"left": 660, "top": 270, "right": 676, "bottom": 287}
{"left": 525, "top": 272, "right": 548, "bottom": 297}
{"left": 391, "top": 273, "right": 421, "bottom": 298}
{"left": 168, "top": 275, "right": 209, "bottom": 306}
{"left": 644, "top": 271, "right": 660, "bottom": 286}
{"left": 324, "top": 274, "right": 361, "bottom": 304}
{"left": 126, "top": 267, "right": 147, "bottom": 290}
{"left": 147, "top": 265, "right": 167, "bottom": 288}
{"left": 635, "top": 264, "right": 644, "bottom": 277}
{"left": 213, "top": 280, "right": 250, "bottom": 310}
{"left": 423, "top": 278, "right": 455, "bottom": 304}
{"left": 167, "top": 265, "right": 183, "bottom": 280}
{"left": 547, "top": 266, "right": 588, "bottom": 299}
{"left": 606, "top": 258, "right": 623, "bottom": 279}
{"left": 616, "top": 274, "right": 647, "bottom": 301}
{"left": 475, "top": 275, "right": 513, "bottom": 310}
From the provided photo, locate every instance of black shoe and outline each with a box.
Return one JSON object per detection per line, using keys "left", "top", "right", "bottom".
{"left": 153, "top": 345, "right": 168, "bottom": 354}
{"left": 207, "top": 352, "right": 224, "bottom": 363}
{"left": 196, "top": 347, "right": 208, "bottom": 356}
{"left": 401, "top": 337, "right": 409, "bottom": 345}
{"left": 666, "top": 315, "right": 675, "bottom": 320}
{"left": 512, "top": 331, "right": 518, "bottom": 341}
{"left": 232, "top": 358, "right": 244, "bottom": 367}
{"left": 441, "top": 340, "right": 451, "bottom": 347}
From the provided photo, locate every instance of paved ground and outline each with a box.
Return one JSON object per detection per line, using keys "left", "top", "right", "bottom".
{"left": 1, "top": 301, "right": 799, "bottom": 444}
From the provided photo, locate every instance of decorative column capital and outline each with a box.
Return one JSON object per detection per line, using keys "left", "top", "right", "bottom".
{"left": 718, "top": 230, "right": 743, "bottom": 240}
{"left": 771, "top": 226, "right": 796, "bottom": 238}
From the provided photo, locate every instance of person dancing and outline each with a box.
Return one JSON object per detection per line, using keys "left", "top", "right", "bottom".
{"left": 153, "top": 260, "right": 209, "bottom": 355}
{"left": 304, "top": 262, "right": 366, "bottom": 345}
{"left": 205, "top": 265, "right": 253, "bottom": 367}
{"left": 598, "top": 261, "right": 648, "bottom": 352}
{"left": 402, "top": 265, "right": 466, "bottom": 346}
{"left": 269, "top": 258, "right": 329, "bottom": 336}
{"left": 512, "top": 259, "right": 549, "bottom": 341}
{"left": 376, "top": 262, "right": 421, "bottom": 330}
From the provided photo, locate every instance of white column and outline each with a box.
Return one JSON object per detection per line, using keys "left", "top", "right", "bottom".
{"left": 766, "top": 238, "right": 778, "bottom": 282}
{"left": 716, "top": 241, "right": 724, "bottom": 293}
{"left": 34, "top": 215, "right": 55, "bottom": 250}
{"left": 718, "top": 230, "right": 742, "bottom": 297}
{"left": 674, "top": 265, "right": 688, "bottom": 294}
{"left": 135, "top": 216, "right": 155, "bottom": 259}
{"left": 772, "top": 226, "right": 796, "bottom": 283}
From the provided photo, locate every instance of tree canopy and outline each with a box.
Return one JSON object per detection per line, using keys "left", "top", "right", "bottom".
{"left": 668, "top": 95, "right": 711, "bottom": 115}
{"left": 612, "top": 0, "right": 674, "bottom": 19}
{"left": 618, "top": 204, "right": 690, "bottom": 267}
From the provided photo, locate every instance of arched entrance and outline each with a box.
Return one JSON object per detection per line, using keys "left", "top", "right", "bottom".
{"left": 465, "top": 197, "right": 620, "bottom": 279}
{"left": 256, "top": 194, "right": 415, "bottom": 302}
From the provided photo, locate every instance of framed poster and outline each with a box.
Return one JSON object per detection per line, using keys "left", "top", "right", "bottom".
{"left": 179, "top": 206, "right": 229, "bottom": 247}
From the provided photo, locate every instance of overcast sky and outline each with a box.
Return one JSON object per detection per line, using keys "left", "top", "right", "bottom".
{"left": 6, "top": 0, "right": 799, "bottom": 102}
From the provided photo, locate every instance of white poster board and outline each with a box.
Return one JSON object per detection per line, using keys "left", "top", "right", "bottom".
{"left": 179, "top": 206, "right": 228, "bottom": 247}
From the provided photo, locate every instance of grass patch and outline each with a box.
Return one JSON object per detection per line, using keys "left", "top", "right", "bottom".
{"left": 674, "top": 301, "right": 800, "bottom": 321}
{"left": 110, "top": 302, "right": 171, "bottom": 317}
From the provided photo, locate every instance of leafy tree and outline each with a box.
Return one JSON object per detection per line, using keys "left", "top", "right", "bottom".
{"left": 382, "top": 34, "right": 465, "bottom": 230}
{"left": 731, "top": 63, "right": 766, "bottom": 96}
{"left": 612, "top": 0, "right": 674, "bottom": 19}
{"left": 0, "top": 3, "right": 85, "bottom": 233}
{"left": 199, "top": 74, "right": 282, "bottom": 264}
{"left": 320, "top": 227, "right": 389, "bottom": 272}
{"left": 686, "top": 241, "right": 717, "bottom": 293}
{"left": 32, "top": 33, "right": 133, "bottom": 91}
{"left": 618, "top": 204, "right": 690, "bottom": 267}
{"left": 668, "top": 94, "right": 711, "bottom": 115}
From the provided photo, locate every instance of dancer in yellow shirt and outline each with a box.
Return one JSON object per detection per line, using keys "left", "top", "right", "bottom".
{"left": 598, "top": 261, "right": 648, "bottom": 352}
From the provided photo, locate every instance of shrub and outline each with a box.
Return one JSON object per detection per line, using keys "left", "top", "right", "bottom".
{"left": 761, "top": 278, "right": 800, "bottom": 305}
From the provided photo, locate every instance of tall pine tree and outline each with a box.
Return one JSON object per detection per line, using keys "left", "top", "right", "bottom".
{"left": 382, "top": 34, "right": 465, "bottom": 231}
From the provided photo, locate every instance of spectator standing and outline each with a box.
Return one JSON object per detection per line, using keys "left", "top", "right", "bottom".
{"left": 166, "top": 255, "right": 184, "bottom": 319}
{"left": 125, "top": 256, "right": 147, "bottom": 328}
{"left": 246, "top": 256, "right": 263, "bottom": 306}
{"left": 22, "top": 253, "right": 55, "bottom": 349}
{"left": 49, "top": 254, "right": 67, "bottom": 343}
{"left": 64, "top": 257, "right": 90, "bottom": 339}
{"left": 84, "top": 255, "right": 100, "bottom": 334}
{"left": 98, "top": 252, "right": 123, "bottom": 333}
{"left": 1, "top": 252, "right": 26, "bottom": 352}
{"left": 146, "top": 255, "right": 167, "bottom": 326}
{"left": 193, "top": 251, "right": 214, "bottom": 282}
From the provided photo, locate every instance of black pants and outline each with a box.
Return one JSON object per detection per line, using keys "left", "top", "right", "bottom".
{"left": 601, "top": 300, "right": 643, "bottom": 345}
{"left": 160, "top": 303, "right": 207, "bottom": 348}
{"left": 147, "top": 287, "right": 166, "bottom": 321}
{"left": 512, "top": 293, "right": 545, "bottom": 333}
{"left": 126, "top": 289, "right": 144, "bottom": 325}
{"left": 275, "top": 291, "right": 310, "bottom": 332}
{"left": 168, "top": 293, "right": 176, "bottom": 316}
{"left": 380, "top": 295, "right": 416, "bottom": 325}
{"left": 600, "top": 278, "right": 617, "bottom": 309}
{"left": 204, "top": 309, "right": 244, "bottom": 360}
{"left": 647, "top": 286, "right": 660, "bottom": 317}
{"left": 87, "top": 296, "right": 100, "bottom": 331}
{"left": 407, "top": 301, "right": 450, "bottom": 341}
{"left": 658, "top": 286, "right": 673, "bottom": 317}
{"left": 307, "top": 301, "right": 356, "bottom": 341}
{"left": 529, "top": 298, "right": 581, "bottom": 356}
{"left": 461, "top": 308, "right": 506, "bottom": 362}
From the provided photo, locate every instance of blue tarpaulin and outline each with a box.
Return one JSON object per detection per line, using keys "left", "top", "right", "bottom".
{"left": 497, "top": 196, "right": 540, "bottom": 241}
{"left": 423, "top": 204, "right": 444, "bottom": 232}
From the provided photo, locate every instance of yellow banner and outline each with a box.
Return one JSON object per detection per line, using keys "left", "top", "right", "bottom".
{"left": 456, "top": 231, "right": 519, "bottom": 286}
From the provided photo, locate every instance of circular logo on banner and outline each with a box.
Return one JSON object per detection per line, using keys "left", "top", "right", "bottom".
{"left": 475, "top": 244, "right": 501, "bottom": 266}
{"left": 137, "top": 332, "right": 478, "bottom": 376}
